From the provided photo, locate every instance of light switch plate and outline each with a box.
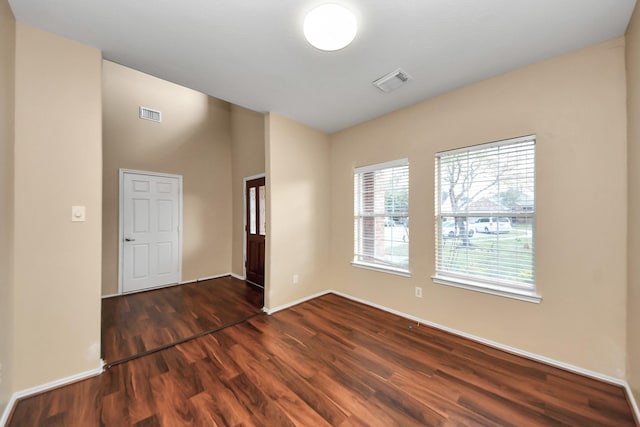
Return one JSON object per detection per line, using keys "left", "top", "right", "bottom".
{"left": 72, "top": 205, "right": 86, "bottom": 222}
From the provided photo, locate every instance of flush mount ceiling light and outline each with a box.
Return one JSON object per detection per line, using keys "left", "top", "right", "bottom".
{"left": 304, "top": 4, "right": 357, "bottom": 51}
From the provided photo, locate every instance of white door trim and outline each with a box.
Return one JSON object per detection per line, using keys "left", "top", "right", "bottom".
{"left": 118, "top": 168, "right": 183, "bottom": 295}
{"left": 242, "top": 173, "right": 266, "bottom": 280}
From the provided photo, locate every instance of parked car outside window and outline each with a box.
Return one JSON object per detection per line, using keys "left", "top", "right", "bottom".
{"left": 473, "top": 217, "right": 512, "bottom": 234}
{"left": 442, "top": 220, "right": 475, "bottom": 238}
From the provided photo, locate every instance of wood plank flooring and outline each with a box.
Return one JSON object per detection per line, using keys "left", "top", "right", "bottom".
{"left": 11, "top": 294, "right": 637, "bottom": 426}
{"left": 101, "top": 276, "right": 264, "bottom": 364}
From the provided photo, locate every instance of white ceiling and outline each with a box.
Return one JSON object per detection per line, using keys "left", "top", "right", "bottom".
{"left": 8, "top": 0, "right": 637, "bottom": 133}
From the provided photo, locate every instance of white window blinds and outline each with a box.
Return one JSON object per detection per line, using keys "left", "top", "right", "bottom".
{"left": 434, "top": 135, "right": 536, "bottom": 296}
{"left": 353, "top": 159, "right": 409, "bottom": 274}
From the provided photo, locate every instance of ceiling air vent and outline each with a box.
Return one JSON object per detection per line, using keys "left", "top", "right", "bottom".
{"left": 372, "top": 68, "right": 412, "bottom": 93}
{"left": 139, "top": 106, "right": 162, "bottom": 123}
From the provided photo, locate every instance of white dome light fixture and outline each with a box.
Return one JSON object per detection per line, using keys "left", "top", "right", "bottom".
{"left": 304, "top": 4, "right": 357, "bottom": 51}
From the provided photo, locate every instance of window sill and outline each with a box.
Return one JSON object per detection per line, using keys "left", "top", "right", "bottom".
{"left": 352, "top": 262, "right": 411, "bottom": 278}
{"left": 431, "top": 274, "right": 541, "bottom": 304}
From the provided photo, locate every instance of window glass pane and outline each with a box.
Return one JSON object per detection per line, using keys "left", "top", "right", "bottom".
{"left": 354, "top": 159, "right": 409, "bottom": 272}
{"left": 249, "top": 187, "right": 256, "bottom": 235}
{"left": 259, "top": 185, "right": 266, "bottom": 236}
{"left": 435, "top": 136, "right": 535, "bottom": 290}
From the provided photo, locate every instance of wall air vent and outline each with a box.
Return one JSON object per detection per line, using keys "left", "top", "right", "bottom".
{"left": 139, "top": 106, "right": 162, "bottom": 123}
{"left": 372, "top": 68, "right": 412, "bottom": 93}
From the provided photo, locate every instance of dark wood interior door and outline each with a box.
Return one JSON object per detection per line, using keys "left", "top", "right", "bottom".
{"left": 246, "top": 177, "right": 266, "bottom": 286}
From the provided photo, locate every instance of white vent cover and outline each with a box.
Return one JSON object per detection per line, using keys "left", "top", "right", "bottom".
{"left": 372, "top": 68, "right": 412, "bottom": 93}
{"left": 139, "top": 106, "right": 162, "bottom": 122}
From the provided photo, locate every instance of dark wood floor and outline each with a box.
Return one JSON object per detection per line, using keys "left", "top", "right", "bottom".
{"left": 10, "top": 294, "right": 637, "bottom": 426}
{"left": 101, "top": 276, "right": 264, "bottom": 364}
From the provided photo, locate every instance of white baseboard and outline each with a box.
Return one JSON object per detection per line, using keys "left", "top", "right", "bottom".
{"left": 104, "top": 274, "right": 238, "bottom": 298}
{"left": 329, "top": 290, "right": 640, "bottom": 422}
{"left": 230, "top": 273, "right": 246, "bottom": 281}
{"left": 0, "top": 360, "right": 103, "bottom": 427}
{"left": 0, "top": 394, "right": 17, "bottom": 427}
{"left": 196, "top": 274, "right": 229, "bottom": 282}
{"left": 100, "top": 293, "right": 120, "bottom": 299}
{"left": 624, "top": 383, "right": 640, "bottom": 425}
{"left": 264, "top": 290, "right": 332, "bottom": 315}
{"left": 330, "top": 290, "right": 624, "bottom": 384}
{"left": 179, "top": 273, "right": 229, "bottom": 285}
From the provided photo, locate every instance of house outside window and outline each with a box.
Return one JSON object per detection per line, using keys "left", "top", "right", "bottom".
{"left": 353, "top": 159, "right": 409, "bottom": 276}
{"left": 434, "top": 135, "right": 539, "bottom": 302}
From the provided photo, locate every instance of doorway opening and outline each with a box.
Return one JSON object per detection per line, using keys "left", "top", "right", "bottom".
{"left": 244, "top": 175, "right": 266, "bottom": 288}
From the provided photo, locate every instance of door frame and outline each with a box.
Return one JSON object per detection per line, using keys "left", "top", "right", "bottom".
{"left": 243, "top": 173, "right": 266, "bottom": 283}
{"left": 118, "top": 168, "right": 183, "bottom": 295}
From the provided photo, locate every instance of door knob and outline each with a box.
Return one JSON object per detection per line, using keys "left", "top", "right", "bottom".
{"left": 125, "top": 238, "right": 136, "bottom": 242}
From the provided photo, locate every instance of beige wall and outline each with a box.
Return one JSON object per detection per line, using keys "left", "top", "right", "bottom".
{"left": 330, "top": 38, "right": 628, "bottom": 378}
{"left": 626, "top": 3, "right": 640, "bottom": 405}
{"left": 265, "top": 113, "right": 330, "bottom": 309}
{"left": 102, "top": 61, "right": 233, "bottom": 295}
{"left": 13, "top": 23, "right": 102, "bottom": 390}
{"left": 230, "top": 105, "right": 265, "bottom": 277}
{"left": 0, "top": 0, "right": 15, "bottom": 414}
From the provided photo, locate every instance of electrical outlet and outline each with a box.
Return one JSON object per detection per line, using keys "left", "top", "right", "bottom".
{"left": 293, "top": 274, "right": 299, "bottom": 284}
{"left": 415, "top": 287, "right": 423, "bottom": 298}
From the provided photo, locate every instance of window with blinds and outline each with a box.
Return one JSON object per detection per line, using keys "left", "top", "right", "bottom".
{"left": 353, "top": 159, "right": 409, "bottom": 275}
{"left": 434, "top": 135, "right": 538, "bottom": 302}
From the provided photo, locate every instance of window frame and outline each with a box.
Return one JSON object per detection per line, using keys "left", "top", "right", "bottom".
{"left": 433, "top": 135, "right": 540, "bottom": 303}
{"left": 352, "top": 158, "right": 410, "bottom": 277}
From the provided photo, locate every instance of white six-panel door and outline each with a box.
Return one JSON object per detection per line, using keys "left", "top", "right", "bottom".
{"left": 120, "top": 170, "right": 182, "bottom": 293}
